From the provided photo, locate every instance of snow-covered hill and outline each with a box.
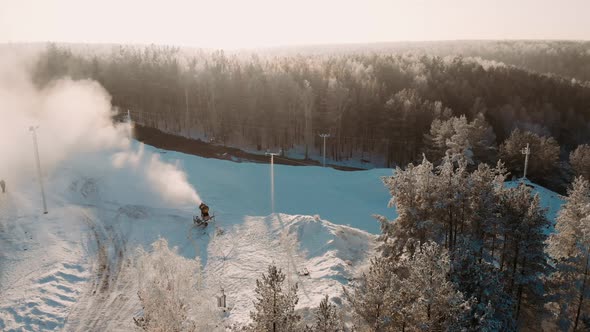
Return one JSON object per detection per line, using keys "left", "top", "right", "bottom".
{"left": 0, "top": 142, "right": 564, "bottom": 330}
{"left": 0, "top": 142, "right": 387, "bottom": 330}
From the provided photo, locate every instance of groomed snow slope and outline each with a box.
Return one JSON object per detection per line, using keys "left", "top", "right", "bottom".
{"left": 0, "top": 142, "right": 564, "bottom": 330}
{"left": 0, "top": 142, "right": 388, "bottom": 330}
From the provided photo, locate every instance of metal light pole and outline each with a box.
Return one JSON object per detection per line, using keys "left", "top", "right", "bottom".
{"left": 29, "top": 126, "right": 48, "bottom": 214}
{"left": 319, "top": 133, "right": 330, "bottom": 167}
{"left": 266, "top": 150, "right": 280, "bottom": 214}
{"left": 521, "top": 143, "right": 530, "bottom": 180}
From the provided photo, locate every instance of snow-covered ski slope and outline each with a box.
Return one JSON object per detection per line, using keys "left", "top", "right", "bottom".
{"left": 0, "top": 141, "right": 564, "bottom": 330}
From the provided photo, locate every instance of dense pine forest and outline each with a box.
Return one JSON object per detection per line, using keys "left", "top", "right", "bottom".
{"left": 28, "top": 41, "right": 590, "bottom": 190}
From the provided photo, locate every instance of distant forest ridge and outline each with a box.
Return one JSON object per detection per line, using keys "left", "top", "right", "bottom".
{"left": 17, "top": 40, "right": 590, "bottom": 169}
{"left": 11, "top": 40, "right": 590, "bottom": 79}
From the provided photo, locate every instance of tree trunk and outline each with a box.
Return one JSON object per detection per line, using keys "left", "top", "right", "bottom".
{"left": 573, "top": 252, "right": 589, "bottom": 332}
{"left": 510, "top": 243, "right": 520, "bottom": 293}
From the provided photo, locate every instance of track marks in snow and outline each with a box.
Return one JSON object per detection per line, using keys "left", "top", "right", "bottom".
{"left": 63, "top": 210, "right": 138, "bottom": 332}
{"left": 0, "top": 262, "right": 90, "bottom": 331}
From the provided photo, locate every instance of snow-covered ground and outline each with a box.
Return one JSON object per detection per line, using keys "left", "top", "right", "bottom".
{"left": 0, "top": 141, "right": 389, "bottom": 330}
{"left": 0, "top": 142, "right": 564, "bottom": 330}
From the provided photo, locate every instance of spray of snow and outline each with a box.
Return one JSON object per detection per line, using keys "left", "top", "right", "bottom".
{"left": 112, "top": 145, "right": 201, "bottom": 205}
{"left": 0, "top": 46, "right": 201, "bottom": 205}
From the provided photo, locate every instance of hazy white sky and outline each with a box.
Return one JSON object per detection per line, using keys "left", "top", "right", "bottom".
{"left": 1, "top": 0, "right": 589, "bottom": 48}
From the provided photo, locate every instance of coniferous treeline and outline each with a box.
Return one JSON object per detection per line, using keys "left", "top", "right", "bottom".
{"left": 278, "top": 40, "right": 590, "bottom": 83}
{"left": 30, "top": 43, "right": 590, "bottom": 171}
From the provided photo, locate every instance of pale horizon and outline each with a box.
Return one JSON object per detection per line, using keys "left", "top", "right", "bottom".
{"left": 1, "top": 0, "right": 589, "bottom": 49}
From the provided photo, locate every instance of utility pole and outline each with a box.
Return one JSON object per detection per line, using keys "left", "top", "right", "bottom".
{"left": 521, "top": 143, "right": 530, "bottom": 180}
{"left": 319, "top": 133, "right": 330, "bottom": 167}
{"left": 29, "top": 126, "right": 48, "bottom": 214}
{"left": 185, "top": 86, "right": 190, "bottom": 137}
{"left": 266, "top": 150, "right": 281, "bottom": 214}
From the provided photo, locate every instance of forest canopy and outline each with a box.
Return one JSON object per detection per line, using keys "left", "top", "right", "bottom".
{"left": 22, "top": 41, "right": 590, "bottom": 172}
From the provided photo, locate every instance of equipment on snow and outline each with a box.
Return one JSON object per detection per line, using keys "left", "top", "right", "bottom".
{"left": 195, "top": 202, "right": 213, "bottom": 226}
{"left": 298, "top": 267, "right": 310, "bottom": 276}
{"left": 193, "top": 214, "right": 215, "bottom": 227}
{"left": 199, "top": 202, "right": 210, "bottom": 218}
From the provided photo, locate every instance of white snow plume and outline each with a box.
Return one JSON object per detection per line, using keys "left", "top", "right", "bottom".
{"left": 0, "top": 47, "right": 130, "bottom": 184}
{"left": 112, "top": 144, "right": 202, "bottom": 205}
{"left": 0, "top": 46, "right": 201, "bottom": 206}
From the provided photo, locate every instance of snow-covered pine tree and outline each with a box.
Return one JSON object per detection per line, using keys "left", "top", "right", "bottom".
{"left": 250, "top": 264, "right": 300, "bottom": 332}
{"left": 134, "top": 238, "right": 222, "bottom": 332}
{"left": 547, "top": 176, "right": 590, "bottom": 331}
{"left": 468, "top": 113, "right": 497, "bottom": 166}
{"left": 497, "top": 184, "right": 551, "bottom": 327}
{"left": 569, "top": 144, "right": 590, "bottom": 180}
{"left": 377, "top": 155, "right": 441, "bottom": 256}
{"left": 343, "top": 256, "right": 402, "bottom": 331}
{"left": 312, "top": 295, "right": 342, "bottom": 332}
{"left": 452, "top": 240, "right": 516, "bottom": 331}
{"left": 435, "top": 155, "right": 470, "bottom": 250}
{"left": 344, "top": 242, "right": 468, "bottom": 331}
{"left": 424, "top": 113, "right": 496, "bottom": 166}
{"left": 424, "top": 117, "right": 455, "bottom": 162}
{"left": 468, "top": 161, "right": 507, "bottom": 255}
{"left": 401, "top": 241, "right": 468, "bottom": 331}
{"left": 378, "top": 155, "right": 507, "bottom": 257}
{"left": 499, "top": 128, "right": 559, "bottom": 179}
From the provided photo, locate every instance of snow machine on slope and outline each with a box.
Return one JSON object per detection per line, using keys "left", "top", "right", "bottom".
{"left": 193, "top": 214, "right": 215, "bottom": 227}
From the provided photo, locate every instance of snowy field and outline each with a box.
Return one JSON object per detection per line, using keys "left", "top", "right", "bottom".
{"left": 0, "top": 141, "right": 564, "bottom": 330}
{"left": 0, "top": 141, "right": 391, "bottom": 330}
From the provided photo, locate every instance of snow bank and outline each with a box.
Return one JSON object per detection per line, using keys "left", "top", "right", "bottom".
{"left": 203, "top": 214, "right": 376, "bottom": 327}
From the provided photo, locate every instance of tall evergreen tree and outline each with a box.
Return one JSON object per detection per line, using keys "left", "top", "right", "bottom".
{"left": 401, "top": 242, "right": 468, "bottom": 331}
{"left": 250, "top": 264, "right": 300, "bottom": 332}
{"left": 312, "top": 295, "right": 342, "bottom": 332}
{"left": 343, "top": 257, "right": 401, "bottom": 331}
{"left": 499, "top": 129, "right": 559, "bottom": 180}
{"left": 496, "top": 184, "right": 551, "bottom": 327}
{"left": 547, "top": 177, "right": 590, "bottom": 331}
{"left": 570, "top": 144, "right": 590, "bottom": 181}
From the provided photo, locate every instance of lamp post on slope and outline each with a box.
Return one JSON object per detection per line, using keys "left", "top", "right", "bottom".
{"left": 521, "top": 143, "right": 530, "bottom": 180}
{"left": 29, "top": 126, "right": 48, "bottom": 214}
{"left": 266, "top": 150, "right": 281, "bottom": 214}
{"left": 319, "top": 133, "right": 330, "bottom": 167}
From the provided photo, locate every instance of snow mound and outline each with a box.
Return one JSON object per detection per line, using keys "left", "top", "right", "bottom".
{"left": 203, "top": 214, "right": 376, "bottom": 326}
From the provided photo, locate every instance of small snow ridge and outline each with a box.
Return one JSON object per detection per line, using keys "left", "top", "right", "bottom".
{"left": 117, "top": 205, "right": 149, "bottom": 219}
{"left": 0, "top": 262, "right": 90, "bottom": 331}
{"left": 68, "top": 177, "right": 100, "bottom": 200}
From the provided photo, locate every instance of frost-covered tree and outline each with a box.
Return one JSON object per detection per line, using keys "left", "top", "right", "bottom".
{"left": 377, "top": 154, "right": 555, "bottom": 329}
{"left": 343, "top": 257, "right": 402, "bottom": 331}
{"left": 378, "top": 156, "right": 506, "bottom": 254}
{"left": 134, "top": 238, "right": 222, "bottom": 332}
{"left": 345, "top": 243, "right": 467, "bottom": 331}
{"left": 401, "top": 242, "right": 468, "bottom": 331}
{"left": 547, "top": 177, "right": 590, "bottom": 331}
{"left": 250, "top": 264, "right": 300, "bottom": 332}
{"left": 425, "top": 117, "right": 455, "bottom": 162}
{"left": 570, "top": 144, "right": 590, "bottom": 180}
{"left": 496, "top": 184, "right": 551, "bottom": 327}
{"left": 311, "top": 295, "right": 342, "bottom": 332}
{"left": 499, "top": 128, "right": 559, "bottom": 179}
{"left": 424, "top": 113, "right": 496, "bottom": 165}
{"left": 469, "top": 113, "right": 498, "bottom": 165}
{"left": 452, "top": 240, "right": 516, "bottom": 331}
